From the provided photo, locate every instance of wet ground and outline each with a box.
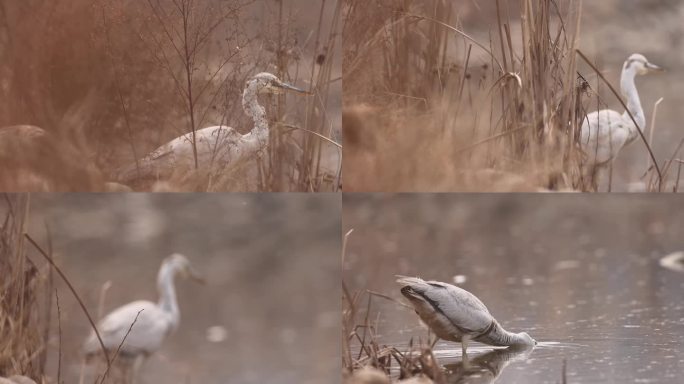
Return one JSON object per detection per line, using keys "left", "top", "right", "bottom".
{"left": 343, "top": 194, "right": 684, "bottom": 383}
{"left": 23, "top": 193, "right": 340, "bottom": 384}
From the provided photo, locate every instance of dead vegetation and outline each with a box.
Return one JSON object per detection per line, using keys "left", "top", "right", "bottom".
{"left": 342, "top": 0, "right": 677, "bottom": 192}
{"left": 0, "top": 196, "right": 47, "bottom": 381}
{"left": 0, "top": 0, "right": 340, "bottom": 192}
{"left": 0, "top": 196, "right": 151, "bottom": 384}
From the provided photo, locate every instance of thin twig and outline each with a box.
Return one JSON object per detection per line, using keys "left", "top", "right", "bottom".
{"left": 24, "top": 234, "right": 111, "bottom": 367}
{"left": 98, "top": 309, "right": 144, "bottom": 384}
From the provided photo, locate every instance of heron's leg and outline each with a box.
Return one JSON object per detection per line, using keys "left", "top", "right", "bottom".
{"left": 461, "top": 336, "right": 472, "bottom": 370}
{"left": 130, "top": 354, "right": 147, "bottom": 384}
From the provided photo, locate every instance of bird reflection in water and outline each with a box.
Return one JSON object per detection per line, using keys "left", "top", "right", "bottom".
{"left": 443, "top": 346, "right": 533, "bottom": 384}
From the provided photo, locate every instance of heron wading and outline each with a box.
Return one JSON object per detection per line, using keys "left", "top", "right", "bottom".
{"left": 83, "top": 254, "right": 204, "bottom": 382}
{"left": 397, "top": 276, "right": 535, "bottom": 358}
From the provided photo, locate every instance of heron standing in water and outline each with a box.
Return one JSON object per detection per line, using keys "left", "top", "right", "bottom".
{"left": 119, "top": 73, "right": 309, "bottom": 184}
{"left": 397, "top": 276, "right": 535, "bottom": 358}
{"left": 580, "top": 53, "right": 663, "bottom": 190}
{"left": 83, "top": 254, "right": 204, "bottom": 382}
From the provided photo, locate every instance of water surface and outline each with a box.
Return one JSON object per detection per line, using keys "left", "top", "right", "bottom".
{"left": 344, "top": 194, "right": 684, "bottom": 383}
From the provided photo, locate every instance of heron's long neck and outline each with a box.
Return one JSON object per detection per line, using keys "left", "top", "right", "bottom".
{"left": 476, "top": 320, "right": 530, "bottom": 347}
{"left": 157, "top": 262, "right": 180, "bottom": 329}
{"left": 620, "top": 66, "right": 645, "bottom": 133}
{"left": 242, "top": 82, "right": 269, "bottom": 147}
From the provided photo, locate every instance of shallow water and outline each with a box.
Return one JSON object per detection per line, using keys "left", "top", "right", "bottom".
{"left": 344, "top": 194, "right": 684, "bottom": 383}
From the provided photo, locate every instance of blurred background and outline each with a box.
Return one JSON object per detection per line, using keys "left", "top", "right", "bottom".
{"left": 13, "top": 193, "right": 339, "bottom": 384}
{"left": 344, "top": 194, "right": 684, "bottom": 383}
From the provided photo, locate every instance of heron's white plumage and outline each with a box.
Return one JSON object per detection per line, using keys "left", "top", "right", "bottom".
{"left": 83, "top": 300, "right": 174, "bottom": 356}
{"left": 580, "top": 109, "right": 633, "bottom": 166}
{"left": 83, "top": 254, "right": 201, "bottom": 360}
{"left": 579, "top": 53, "right": 662, "bottom": 187}
{"left": 144, "top": 126, "right": 245, "bottom": 169}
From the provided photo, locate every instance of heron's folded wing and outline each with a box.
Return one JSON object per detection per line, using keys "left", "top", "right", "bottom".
{"left": 88, "top": 300, "right": 168, "bottom": 354}
{"left": 421, "top": 280, "right": 494, "bottom": 334}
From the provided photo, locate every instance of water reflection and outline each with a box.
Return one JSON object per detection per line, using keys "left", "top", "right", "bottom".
{"left": 444, "top": 347, "right": 533, "bottom": 384}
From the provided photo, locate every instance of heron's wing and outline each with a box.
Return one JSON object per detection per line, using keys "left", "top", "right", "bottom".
{"left": 147, "top": 126, "right": 242, "bottom": 162}
{"left": 398, "top": 276, "right": 493, "bottom": 334}
{"left": 84, "top": 300, "right": 171, "bottom": 355}
{"left": 196, "top": 126, "right": 243, "bottom": 157}
{"left": 580, "top": 110, "right": 631, "bottom": 164}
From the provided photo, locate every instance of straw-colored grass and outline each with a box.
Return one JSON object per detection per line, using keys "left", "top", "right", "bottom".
{"left": 0, "top": 196, "right": 48, "bottom": 381}
{"left": 342, "top": 0, "right": 673, "bottom": 192}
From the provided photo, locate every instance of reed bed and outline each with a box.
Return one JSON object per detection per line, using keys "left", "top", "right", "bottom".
{"left": 342, "top": 0, "right": 674, "bottom": 192}
{"left": 0, "top": 0, "right": 340, "bottom": 192}
{"left": 0, "top": 196, "right": 142, "bottom": 384}
{"left": 0, "top": 196, "right": 48, "bottom": 381}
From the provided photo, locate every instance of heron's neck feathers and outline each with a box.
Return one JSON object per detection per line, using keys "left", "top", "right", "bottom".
{"left": 476, "top": 320, "right": 531, "bottom": 347}
{"left": 620, "top": 66, "right": 645, "bottom": 134}
{"left": 242, "top": 81, "right": 269, "bottom": 146}
{"left": 157, "top": 262, "right": 180, "bottom": 329}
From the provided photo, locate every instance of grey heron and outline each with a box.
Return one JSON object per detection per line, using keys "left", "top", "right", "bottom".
{"left": 580, "top": 53, "right": 663, "bottom": 190}
{"left": 119, "top": 73, "right": 308, "bottom": 184}
{"left": 82, "top": 254, "right": 204, "bottom": 381}
{"left": 397, "top": 276, "right": 535, "bottom": 358}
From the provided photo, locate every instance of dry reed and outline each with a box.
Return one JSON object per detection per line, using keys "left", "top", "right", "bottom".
{"left": 342, "top": 0, "right": 671, "bottom": 192}
{"left": 0, "top": 0, "right": 340, "bottom": 192}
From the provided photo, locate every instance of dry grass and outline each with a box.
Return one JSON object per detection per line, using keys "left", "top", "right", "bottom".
{"left": 0, "top": 196, "right": 48, "bottom": 380}
{"left": 0, "top": 195, "right": 145, "bottom": 384}
{"left": 0, "top": 0, "right": 340, "bottom": 192}
{"left": 342, "top": 230, "right": 443, "bottom": 383}
{"left": 342, "top": 0, "right": 673, "bottom": 192}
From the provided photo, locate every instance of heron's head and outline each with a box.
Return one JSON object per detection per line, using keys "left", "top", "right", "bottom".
{"left": 625, "top": 53, "right": 663, "bottom": 75}
{"left": 517, "top": 332, "right": 537, "bottom": 346}
{"left": 248, "top": 72, "right": 309, "bottom": 95}
{"left": 166, "top": 253, "right": 205, "bottom": 284}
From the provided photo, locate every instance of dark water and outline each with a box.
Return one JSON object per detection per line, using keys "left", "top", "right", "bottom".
{"left": 23, "top": 193, "right": 340, "bottom": 384}
{"left": 343, "top": 194, "right": 684, "bottom": 383}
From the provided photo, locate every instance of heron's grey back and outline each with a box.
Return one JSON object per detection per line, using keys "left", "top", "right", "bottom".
{"left": 397, "top": 276, "right": 493, "bottom": 334}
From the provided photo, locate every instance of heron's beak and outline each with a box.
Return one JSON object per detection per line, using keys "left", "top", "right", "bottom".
{"left": 647, "top": 62, "right": 664, "bottom": 72}
{"left": 275, "top": 80, "right": 310, "bottom": 95}
{"left": 185, "top": 266, "right": 206, "bottom": 284}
